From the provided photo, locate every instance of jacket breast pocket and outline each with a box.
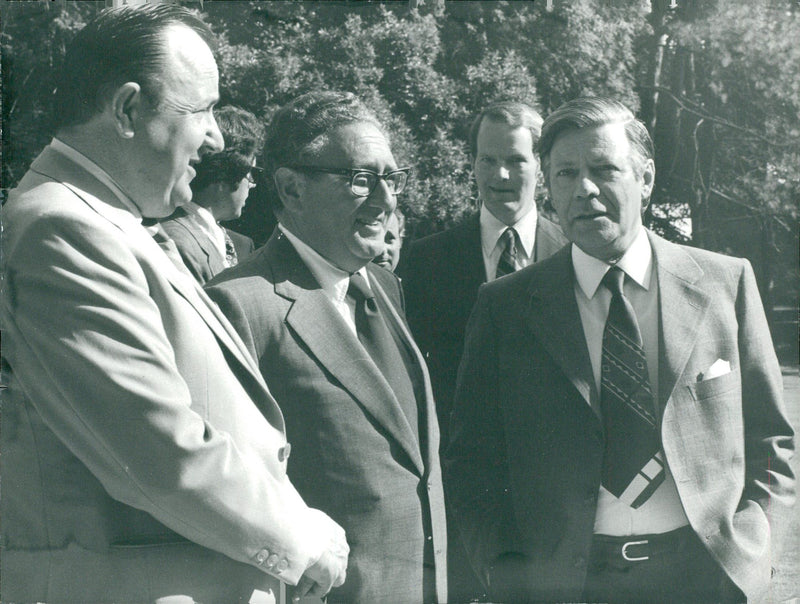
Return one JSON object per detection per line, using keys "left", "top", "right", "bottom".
{"left": 690, "top": 366, "right": 740, "bottom": 402}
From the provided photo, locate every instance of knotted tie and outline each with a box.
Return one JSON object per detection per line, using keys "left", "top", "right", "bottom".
{"left": 600, "top": 266, "right": 664, "bottom": 508}
{"left": 495, "top": 227, "right": 518, "bottom": 279}
{"left": 224, "top": 229, "right": 238, "bottom": 267}
{"left": 347, "top": 272, "right": 419, "bottom": 438}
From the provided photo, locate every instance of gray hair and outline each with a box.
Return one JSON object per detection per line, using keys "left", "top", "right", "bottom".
{"left": 537, "top": 97, "right": 654, "bottom": 177}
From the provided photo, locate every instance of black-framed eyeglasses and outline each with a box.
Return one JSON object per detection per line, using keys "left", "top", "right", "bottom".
{"left": 245, "top": 166, "right": 263, "bottom": 185}
{"left": 287, "top": 165, "right": 411, "bottom": 197}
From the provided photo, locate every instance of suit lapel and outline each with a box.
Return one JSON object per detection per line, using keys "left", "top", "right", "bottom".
{"left": 369, "top": 269, "right": 437, "bottom": 471}
{"left": 43, "top": 150, "right": 268, "bottom": 392}
{"left": 463, "top": 214, "right": 488, "bottom": 284}
{"left": 649, "top": 232, "right": 711, "bottom": 408}
{"left": 172, "top": 209, "right": 226, "bottom": 273}
{"left": 272, "top": 234, "right": 425, "bottom": 474}
{"left": 526, "top": 247, "right": 599, "bottom": 417}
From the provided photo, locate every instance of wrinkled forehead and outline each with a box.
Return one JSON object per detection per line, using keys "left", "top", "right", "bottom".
{"left": 318, "top": 121, "right": 396, "bottom": 169}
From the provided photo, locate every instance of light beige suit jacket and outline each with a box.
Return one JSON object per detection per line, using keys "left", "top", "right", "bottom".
{"left": 1, "top": 145, "right": 336, "bottom": 603}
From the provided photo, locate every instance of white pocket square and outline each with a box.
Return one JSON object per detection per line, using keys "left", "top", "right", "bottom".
{"left": 699, "top": 358, "right": 731, "bottom": 381}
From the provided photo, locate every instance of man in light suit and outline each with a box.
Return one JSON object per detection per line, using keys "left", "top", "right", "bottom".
{"left": 0, "top": 7, "right": 347, "bottom": 602}
{"left": 162, "top": 105, "right": 261, "bottom": 284}
{"left": 445, "top": 97, "right": 795, "bottom": 602}
{"left": 400, "top": 101, "right": 567, "bottom": 602}
{"left": 206, "top": 91, "right": 447, "bottom": 604}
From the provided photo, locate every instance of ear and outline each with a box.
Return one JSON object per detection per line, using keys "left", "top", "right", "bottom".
{"left": 274, "top": 167, "right": 306, "bottom": 212}
{"left": 109, "top": 82, "right": 142, "bottom": 139}
{"left": 639, "top": 158, "right": 655, "bottom": 213}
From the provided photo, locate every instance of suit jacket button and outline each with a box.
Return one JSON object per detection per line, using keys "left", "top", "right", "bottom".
{"left": 278, "top": 443, "right": 291, "bottom": 462}
{"left": 276, "top": 559, "right": 289, "bottom": 572}
{"left": 255, "top": 549, "right": 270, "bottom": 564}
{"left": 266, "top": 553, "right": 279, "bottom": 568}
{"left": 574, "top": 556, "right": 586, "bottom": 569}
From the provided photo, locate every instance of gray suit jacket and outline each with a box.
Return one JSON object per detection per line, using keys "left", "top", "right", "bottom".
{"left": 206, "top": 230, "right": 448, "bottom": 604}
{"left": 161, "top": 206, "right": 255, "bottom": 284}
{"left": 1, "top": 145, "right": 333, "bottom": 603}
{"left": 445, "top": 231, "right": 795, "bottom": 602}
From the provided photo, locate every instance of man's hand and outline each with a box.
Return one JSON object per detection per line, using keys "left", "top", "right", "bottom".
{"left": 292, "top": 509, "right": 349, "bottom": 601}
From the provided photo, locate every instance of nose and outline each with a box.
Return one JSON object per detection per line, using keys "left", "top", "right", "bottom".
{"left": 202, "top": 112, "right": 225, "bottom": 154}
{"left": 497, "top": 165, "right": 511, "bottom": 180}
{"left": 369, "top": 178, "right": 397, "bottom": 212}
{"left": 575, "top": 171, "right": 600, "bottom": 199}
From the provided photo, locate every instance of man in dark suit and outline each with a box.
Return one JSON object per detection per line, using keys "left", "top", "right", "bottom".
{"left": 400, "top": 101, "right": 567, "bottom": 602}
{"left": 0, "top": 6, "right": 347, "bottom": 602}
{"left": 445, "top": 97, "right": 795, "bottom": 602}
{"left": 162, "top": 105, "right": 261, "bottom": 283}
{"left": 401, "top": 101, "right": 567, "bottom": 441}
{"left": 206, "top": 91, "right": 447, "bottom": 604}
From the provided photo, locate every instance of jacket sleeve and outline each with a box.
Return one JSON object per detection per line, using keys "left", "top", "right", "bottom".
{"left": 443, "top": 283, "right": 521, "bottom": 588}
{"left": 736, "top": 260, "right": 795, "bottom": 541}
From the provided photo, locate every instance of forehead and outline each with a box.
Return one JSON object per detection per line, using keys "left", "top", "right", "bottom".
{"left": 550, "top": 122, "right": 631, "bottom": 164}
{"left": 158, "top": 25, "right": 219, "bottom": 99}
{"left": 318, "top": 121, "right": 395, "bottom": 169}
{"left": 476, "top": 119, "right": 534, "bottom": 155}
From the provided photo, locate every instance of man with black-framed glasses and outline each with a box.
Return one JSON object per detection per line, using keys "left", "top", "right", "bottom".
{"left": 206, "top": 91, "right": 447, "bottom": 604}
{"left": 161, "top": 105, "right": 263, "bottom": 284}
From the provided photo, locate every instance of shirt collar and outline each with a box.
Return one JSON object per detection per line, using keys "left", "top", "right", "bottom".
{"left": 51, "top": 137, "right": 144, "bottom": 220}
{"left": 480, "top": 202, "right": 538, "bottom": 257}
{"left": 278, "top": 224, "right": 369, "bottom": 302}
{"left": 572, "top": 227, "right": 653, "bottom": 299}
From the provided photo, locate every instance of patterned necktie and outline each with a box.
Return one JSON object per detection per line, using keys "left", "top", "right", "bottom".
{"left": 600, "top": 266, "right": 665, "bottom": 508}
{"left": 224, "top": 229, "right": 238, "bottom": 267}
{"left": 494, "top": 227, "right": 518, "bottom": 279}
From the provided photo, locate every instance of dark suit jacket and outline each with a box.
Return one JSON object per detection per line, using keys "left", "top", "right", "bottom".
{"left": 400, "top": 211, "right": 567, "bottom": 437}
{"left": 161, "top": 206, "right": 255, "bottom": 284}
{"left": 445, "top": 231, "right": 796, "bottom": 603}
{"left": 1, "top": 145, "right": 334, "bottom": 603}
{"left": 206, "top": 230, "right": 448, "bottom": 604}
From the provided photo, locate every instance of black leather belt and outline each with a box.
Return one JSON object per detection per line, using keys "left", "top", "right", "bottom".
{"left": 591, "top": 525, "right": 694, "bottom": 562}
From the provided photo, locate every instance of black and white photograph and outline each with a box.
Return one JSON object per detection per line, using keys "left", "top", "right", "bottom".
{"left": 1, "top": 1, "right": 797, "bottom": 602}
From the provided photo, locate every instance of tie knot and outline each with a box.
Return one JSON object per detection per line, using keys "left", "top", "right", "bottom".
{"left": 602, "top": 266, "right": 626, "bottom": 297}
{"left": 347, "top": 272, "right": 374, "bottom": 303}
{"left": 501, "top": 227, "right": 517, "bottom": 254}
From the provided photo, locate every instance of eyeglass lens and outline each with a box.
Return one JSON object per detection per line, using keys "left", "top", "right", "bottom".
{"left": 351, "top": 171, "right": 407, "bottom": 196}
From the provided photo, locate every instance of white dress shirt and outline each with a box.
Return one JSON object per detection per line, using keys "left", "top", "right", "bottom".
{"left": 279, "top": 224, "right": 368, "bottom": 336}
{"left": 480, "top": 203, "right": 538, "bottom": 281}
{"left": 572, "top": 227, "right": 689, "bottom": 535}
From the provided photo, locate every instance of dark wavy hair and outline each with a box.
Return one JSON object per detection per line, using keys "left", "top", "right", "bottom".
{"left": 190, "top": 106, "right": 265, "bottom": 192}
{"left": 53, "top": 4, "right": 214, "bottom": 131}
{"left": 263, "top": 90, "right": 384, "bottom": 210}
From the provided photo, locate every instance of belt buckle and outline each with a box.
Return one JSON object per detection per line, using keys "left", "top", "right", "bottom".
{"left": 621, "top": 539, "right": 649, "bottom": 562}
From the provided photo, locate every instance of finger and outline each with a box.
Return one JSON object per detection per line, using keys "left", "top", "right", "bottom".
{"left": 293, "top": 577, "right": 314, "bottom": 601}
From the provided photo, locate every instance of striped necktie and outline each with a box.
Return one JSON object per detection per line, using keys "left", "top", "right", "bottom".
{"left": 494, "top": 227, "right": 517, "bottom": 279}
{"left": 600, "top": 266, "right": 665, "bottom": 508}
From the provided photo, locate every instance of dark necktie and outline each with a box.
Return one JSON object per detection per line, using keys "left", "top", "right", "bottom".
{"left": 347, "top": 272, "right": 419, "bottom": 439}
{"left": 495, "top": 227, "right": 517, "bottom": 279}
{"left": 600, "top": 266, "right": 664, "bottom": 508}
{"left": 224, "top": 229, "right": 238, "bottom": 267}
